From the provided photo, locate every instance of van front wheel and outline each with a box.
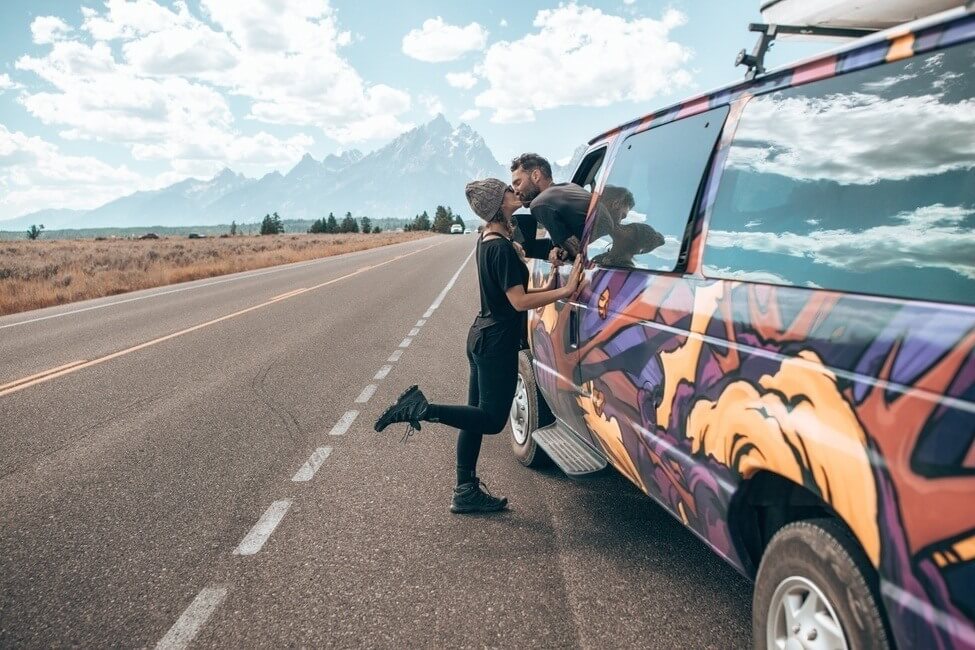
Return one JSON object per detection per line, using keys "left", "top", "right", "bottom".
{"left": 753, "top": 518, "right": 890, "bottom": 650}
{"left": 510, "top": 351, "right": 552, "bottom": 468}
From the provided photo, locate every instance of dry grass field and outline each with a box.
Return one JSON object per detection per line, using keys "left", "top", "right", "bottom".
{"left": 0, "top": 232, "right": 432, "bottom": 317}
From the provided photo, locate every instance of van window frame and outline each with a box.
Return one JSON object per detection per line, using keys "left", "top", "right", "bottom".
{"left": 586, "top": 106, "right": 731, "bottom": 276}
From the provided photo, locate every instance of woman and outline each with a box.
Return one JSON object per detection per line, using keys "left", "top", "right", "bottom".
{"left": 374, "top": 178, "right": 583, "bottom": 514}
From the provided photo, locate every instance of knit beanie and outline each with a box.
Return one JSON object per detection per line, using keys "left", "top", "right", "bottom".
{"left": 465, "top": 178, "right": 507, "bottom": 222}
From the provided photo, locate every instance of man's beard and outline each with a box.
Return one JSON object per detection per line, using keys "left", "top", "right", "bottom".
{"left": 518, "top": 181, "right": 541, "bottom": 207}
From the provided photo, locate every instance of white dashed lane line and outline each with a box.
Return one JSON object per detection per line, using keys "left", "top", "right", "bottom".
{"left": 373, "top": 365, "right": 393, "bottom": 380}
{"left": 399, "top": 338, "right": 412, "bottom": 348}
{"left": 155, "top": 585, "right": 228, "bottom": 650}
{"left": 291, "top": 447, "right": 333, "bottom": 482}
{"left": 415, "top": 319, "right": 426, "bottom": 327}
{"left": 355, "top": 384, "right": 378, "bottom": 404}
{"left": 388, "top": 350, "right": 404, "bottom": 362}
{"left": 232, "top": 500, "right": 292, "bottom": 556}
{"left": 328, "top": 410, "right": 359, "bottom": 436}
{"left": 408, "top": 328, "right": 421, "bottom": 336}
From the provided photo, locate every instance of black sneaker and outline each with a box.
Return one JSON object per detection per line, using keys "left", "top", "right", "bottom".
{"left": 450, "top": 478, "right": 508, "bottom": 514}
{"left": 374, "top": 385, "right": 428, "bottom": 433}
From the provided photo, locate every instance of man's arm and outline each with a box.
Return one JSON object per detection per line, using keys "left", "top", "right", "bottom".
{"left": 513, "top": 213, "right": 553, "bottom": 260}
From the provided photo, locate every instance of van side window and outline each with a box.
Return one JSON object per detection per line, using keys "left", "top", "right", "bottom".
{"left": 704, "top": 42, "right": 975, "bottom": 306}
{"left": 572, "top": 147, "right": 606, "bottom": 193}
{"left": 587, "top": 107, "right": 729, "bottom": 273}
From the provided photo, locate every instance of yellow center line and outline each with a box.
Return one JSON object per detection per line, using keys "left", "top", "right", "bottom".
{"left": 0, "top": 359, "right": 89, "bottom": 392}
{"left": 270, "top": 288, "right": 308, "bottom": 302}
{"left": 0, "top": 240, "right": 444, "bottom": 398}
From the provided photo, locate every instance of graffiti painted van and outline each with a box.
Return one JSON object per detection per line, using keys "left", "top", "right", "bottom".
{"left": 511, "top": 5, "right": 975, "bottom": 648}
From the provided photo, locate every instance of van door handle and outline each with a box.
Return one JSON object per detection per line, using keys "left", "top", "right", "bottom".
{"left": 569, "top": 308, "right": 579, "bottom": 348}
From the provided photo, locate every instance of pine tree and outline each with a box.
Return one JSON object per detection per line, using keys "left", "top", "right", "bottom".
{"left": 360, "top": 216, "right": 372, "bottom": 234}
{"left": 272, "top": 212, "right": 284, "bottom": 233}
{"left": 308, "top": 218, "right": 325, "bottom": 233}
{"left": 432, "top": 205, "right": 454, "bottom": 233}
{"left": 340, "top": 211, "right": 358, "bottom": 233}
{"left": 373, "top": 226, "right": 382, "bottom": 233}
{"left": 230, "top": 220, "right": 238, "bottom": 236}
{"left": 325, "top": 212, "right": 338, "bottom": 233}
{"left": 260, "top": 214, "right": 273, "bottom": 235}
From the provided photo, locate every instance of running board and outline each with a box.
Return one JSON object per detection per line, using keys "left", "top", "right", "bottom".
{"left": 532, "top": 423, "right": 607, "bottom": 477}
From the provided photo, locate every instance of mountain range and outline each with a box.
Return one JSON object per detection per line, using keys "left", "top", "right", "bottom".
{"left": 1, "top": 115, "right": 586, "bottom": 230}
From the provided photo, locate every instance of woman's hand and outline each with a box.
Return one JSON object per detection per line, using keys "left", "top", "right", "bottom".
{"left": 561, "top": 256, "right": 585, "bottom": 298}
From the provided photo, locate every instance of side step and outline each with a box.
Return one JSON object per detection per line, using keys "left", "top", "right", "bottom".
{"left": 532, "top": 423, "right": 607, "bottom": 477}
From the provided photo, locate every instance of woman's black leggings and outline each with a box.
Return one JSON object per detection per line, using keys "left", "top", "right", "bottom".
{"left": 424, "top": 334, "right": 518, "bottom": 485}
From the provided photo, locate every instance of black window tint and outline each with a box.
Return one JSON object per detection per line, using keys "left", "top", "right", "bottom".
{"left": 587, "top": 106, "right": 729, "bottom": 272}
{"left": 705, "top": 43, "right": 975, "bottom": 306}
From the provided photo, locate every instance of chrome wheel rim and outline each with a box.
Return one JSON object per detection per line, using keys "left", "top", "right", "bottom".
{"left": 768, "top": 576, "right": 848, "bottom": 650}
{"left": 510, "top": 375, "right": 530, "bottom": 445}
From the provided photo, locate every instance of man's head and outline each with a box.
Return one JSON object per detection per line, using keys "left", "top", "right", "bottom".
{"left": 510, "top": 153, "right": 553, "bottom": 207}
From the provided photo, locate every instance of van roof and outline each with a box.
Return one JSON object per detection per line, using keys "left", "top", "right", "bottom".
{"left": 588, "top": 5, "right": 975, "bottom": 145}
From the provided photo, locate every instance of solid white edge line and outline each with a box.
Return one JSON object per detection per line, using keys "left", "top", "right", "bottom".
{"left": 415, "top": 319, "right": 426, "bottom": 327}
{"left": 328, "top": 410, "right": 359, "bottom": 436}
{"left": 422, "top": 309, "right": 434, "bottom": 318}
{"left": 388, "top": 350, "right": 403, "bottom": 362}
{"left": 399, "top": 337, "right": 412, "bottom": 348}
{"left": 355, "top": 384, "right": 378, "bottom": 404}
{"left": 373, "top": 365, "right": 393, "bottom": 380}
{"left": 232, "top": 500, "right": 292, "bottom": 556}
{"left": 408, "top": 327, "right": 421, "bottom": 336}
{"left": 292, "top": 446, "right": 333, "bottom": 482}
{"left": 428, "top": 245, "right": 474, "bottom": 312}
{"left": 155, "top": 585, "right": 228, "bottom": 650}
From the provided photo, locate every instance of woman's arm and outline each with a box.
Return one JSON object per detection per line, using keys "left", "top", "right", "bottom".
{"left": 506, "top": 284, "right": 571, "bottom": 311}
{"left": 506, "top": 257, "right": 583, "bottom": 311}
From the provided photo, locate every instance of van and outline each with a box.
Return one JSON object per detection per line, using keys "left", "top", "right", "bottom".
{"left": 512, "top": 5, "right": 975, "bottom": 648}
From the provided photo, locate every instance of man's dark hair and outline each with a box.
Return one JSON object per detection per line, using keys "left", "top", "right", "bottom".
{"left": 510, "top": 153, "right": 552, "bottom": 180}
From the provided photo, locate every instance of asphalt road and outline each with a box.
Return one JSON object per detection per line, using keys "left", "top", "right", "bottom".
{"left": 0, "top": 234, "right": 752, "bottom": 649}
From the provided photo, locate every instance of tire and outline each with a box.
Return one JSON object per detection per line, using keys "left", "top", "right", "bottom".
{"left": 753, "top": 518, "right": 891, "bottom": 650}
{"left": 509, "top": 351, "right": 554, "bottom": 468}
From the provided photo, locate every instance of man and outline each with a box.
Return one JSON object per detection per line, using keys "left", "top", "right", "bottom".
{"left": 510, "top": 153, "right": 590, "bottom": 262}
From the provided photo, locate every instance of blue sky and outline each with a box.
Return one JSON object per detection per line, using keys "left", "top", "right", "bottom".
{"left": 0, "top": 1, "right": 831, "bottom": 221}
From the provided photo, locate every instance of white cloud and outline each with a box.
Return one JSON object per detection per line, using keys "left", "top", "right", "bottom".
{"left": 624, "top": 0, "right": 636, "bottom": 4}
{"left": 402, "top": 17, "right": 488, "bottom": 63}
{"left": 446, "top": 71, "right": 478, "bottom": 90}
{"left": 30, "top": 16, "right": 73, "bottom": 44}
{"left": 728, "top": 91, "right": 975, "bottom": 185}
{"left": 15, "top": 0, "right": 413, "bottom": 168}
{"left": 706, "top": 204, "right": 975, "bottom": 280}
{"left": 420, "top": 94, "right": 444, "bottom": 116}
{"left": 0, "top": 124, "right": 144, "bottom": 219}
{"left": 459, "top": 109, "right": 481, "bottom": 122}
{"left": 0, "top": 74, "right": 20, "bottom": 93}
{"left": 500, "top": 19, "right": 508, "bottom": 27}
{"left": 474, "top": 5, "right": 693, "bottom": 123}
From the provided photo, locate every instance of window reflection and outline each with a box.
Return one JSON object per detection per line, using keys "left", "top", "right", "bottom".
{"left": 705, "top": 43, "right": 975, "bottom": 306}
{"left": 588, "top": 106, "right": 728, "bottom": 272}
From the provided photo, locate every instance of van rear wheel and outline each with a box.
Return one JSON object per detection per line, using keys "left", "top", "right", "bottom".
{"left": 510, "top": 351, "right": 552, "bottom": 468}
{"left": 753, "top": 518, "right": 890, "bottom": 650}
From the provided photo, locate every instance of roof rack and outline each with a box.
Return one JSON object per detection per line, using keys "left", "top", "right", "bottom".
{"left": 735, "top": 23, "right": 878, "bottom": 79}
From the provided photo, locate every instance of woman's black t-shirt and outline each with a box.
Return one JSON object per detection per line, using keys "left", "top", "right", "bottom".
{"left": 470, "top": 235, "right": 528, "bottom": 355}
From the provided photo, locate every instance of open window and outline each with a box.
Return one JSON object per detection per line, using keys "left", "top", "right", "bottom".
{"left": 572, "top": 147, "right": 607, "bottom": 193}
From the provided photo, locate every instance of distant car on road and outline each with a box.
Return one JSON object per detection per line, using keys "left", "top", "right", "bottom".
{"left": 450, "top": 224, "right": 463, "bottom": 234}
{"left": 187, "top": 233, "right": 203, "bottom": 239}
{"left": 138, "top": 233, "right": 159, "bottom": 240}
{"left": 464, "top": 229, "right": 472, "bottom": 234}
{"left": 511, "top": 5, "right": 975, "bottom": 649}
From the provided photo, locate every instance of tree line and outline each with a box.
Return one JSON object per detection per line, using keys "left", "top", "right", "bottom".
{"left": 405, "top": 205, "right": 466, "bottom": 233}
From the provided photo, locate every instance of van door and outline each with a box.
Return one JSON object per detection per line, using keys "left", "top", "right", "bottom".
{"left": 574, "top": 107, "right": 732, "bottom": 532}
{"left": 527, "top": 146, "right": 606, "bottom": 445}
